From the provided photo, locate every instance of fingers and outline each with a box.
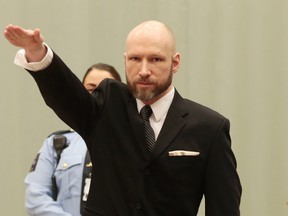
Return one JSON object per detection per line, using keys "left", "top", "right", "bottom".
{"left": 3, "top": 24, "right": 43, "bottom": 49}
{"left": 4, "top": 25, "right": 29, "bottom": 44}
{"left": 3, "top": 24, "right": 16, "bottom": 41}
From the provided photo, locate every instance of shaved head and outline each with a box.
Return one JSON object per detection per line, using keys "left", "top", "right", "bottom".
{"left": 126, "top": 20, "right": 177, "bottom": 56}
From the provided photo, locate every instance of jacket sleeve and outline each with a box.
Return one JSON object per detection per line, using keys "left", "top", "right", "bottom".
{"left": 204, "top": 118, "right": 242, "bottom": 216}
{"left": 27, "top": 52, "right": 99, "bottom": 138}
{"left": 24, "top": 137, "right": 72, "bottom": 216}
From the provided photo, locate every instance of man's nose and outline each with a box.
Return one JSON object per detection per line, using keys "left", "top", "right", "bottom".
{"left": 139, "top": 61, "right": 151, "bottom": 77}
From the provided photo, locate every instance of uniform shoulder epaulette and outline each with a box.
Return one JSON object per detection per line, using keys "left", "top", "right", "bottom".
{"left": 47, "top": 129, "right": 74, "bottom": 138}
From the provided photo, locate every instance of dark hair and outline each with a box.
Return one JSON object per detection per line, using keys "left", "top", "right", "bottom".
{"left": 82, "top": 63, "right": 121, "bottom": 83}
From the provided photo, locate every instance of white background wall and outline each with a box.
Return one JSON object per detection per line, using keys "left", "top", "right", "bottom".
{"left": 0, "top": 0, "right": 287, "bottom": 215}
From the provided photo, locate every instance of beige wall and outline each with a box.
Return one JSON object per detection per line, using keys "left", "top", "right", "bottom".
{"left": 0, "top": 0, "right": 287, "bottom": 215}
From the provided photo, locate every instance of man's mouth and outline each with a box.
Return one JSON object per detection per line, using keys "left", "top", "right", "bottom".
{"left": 137, "top": 82, "right": 153, "bottom": 87}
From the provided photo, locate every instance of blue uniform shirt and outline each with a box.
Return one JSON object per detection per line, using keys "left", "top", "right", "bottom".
{"left": 25, "top": 131, "right": 90, "bottom": 216}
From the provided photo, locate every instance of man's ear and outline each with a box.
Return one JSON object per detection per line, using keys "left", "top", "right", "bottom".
{"left": 172, "top": 52, "right": 180, "bottom": 73}
{"left": 123, "top": 52, "right": 127, "bottom": 66}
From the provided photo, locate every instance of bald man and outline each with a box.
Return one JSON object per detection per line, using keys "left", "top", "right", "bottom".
{"left": 4, "top": 20, "right": 241, "bottom": 216}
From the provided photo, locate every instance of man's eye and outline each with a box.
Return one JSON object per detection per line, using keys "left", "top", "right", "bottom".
{"left": 152, "top": 58, "right": 162, "bottom": 62}
{"left": 130, "top": 57, "right": 140, "bottom": 61}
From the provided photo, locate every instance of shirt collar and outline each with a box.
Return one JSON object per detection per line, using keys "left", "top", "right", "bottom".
{"left": 136, "top": 87, "right": 175, "bottom": 122}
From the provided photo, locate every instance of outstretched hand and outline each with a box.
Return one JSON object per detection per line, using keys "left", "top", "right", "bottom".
{"left": 4, "top": 24, "right": 47, "bottom": 62}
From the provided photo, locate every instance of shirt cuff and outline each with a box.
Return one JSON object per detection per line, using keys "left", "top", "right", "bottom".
{"left": 14, "top": 43, "right": 53, "bottom": 71}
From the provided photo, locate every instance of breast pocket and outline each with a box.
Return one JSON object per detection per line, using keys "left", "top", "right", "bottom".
{"left": 168, "top": 155, "right": 200, "bottom": 164}
{"left": 168, "top": 150, "right": 201, "bottom": 165}
{"left": 54, "top": 155, "right": 83, "bottom": 199}
{"left": 166, "top": 154, "right": 204, "bottom": 186}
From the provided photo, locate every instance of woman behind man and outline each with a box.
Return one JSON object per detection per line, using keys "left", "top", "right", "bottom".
{"left": 25, "top": 63, "right": 121, "bottom": 216}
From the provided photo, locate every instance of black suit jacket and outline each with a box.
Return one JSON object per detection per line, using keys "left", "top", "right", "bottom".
{"left": 29, "top": 53, "right": 241, "bottom": 216}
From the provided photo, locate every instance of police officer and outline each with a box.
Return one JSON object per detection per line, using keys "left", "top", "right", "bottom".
{"left": 25, "top": 63, "right": 121, "bottom": 216}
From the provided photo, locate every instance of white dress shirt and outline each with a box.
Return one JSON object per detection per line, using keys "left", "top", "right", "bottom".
{"left": 136, "top": 88, "right": 174, "bottom": 140}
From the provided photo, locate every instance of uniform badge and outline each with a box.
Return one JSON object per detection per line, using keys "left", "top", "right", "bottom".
{"left": 29, "top": 153, "right": 40, "bottom": 172}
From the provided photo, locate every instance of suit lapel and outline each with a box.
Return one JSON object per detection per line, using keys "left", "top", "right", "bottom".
{"left": 126, "top": 90, "right": 188, "bottom": 163}
{"left": 150, "top": 91, "right": 188, "bottom": 161}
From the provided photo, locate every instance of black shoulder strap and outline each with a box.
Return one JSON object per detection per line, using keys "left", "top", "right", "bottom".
{"left": 80, "top": 150, "right": 92, "bottom": 215}
{"left": 51, "top": 130, "right": 70, "bottom": 201}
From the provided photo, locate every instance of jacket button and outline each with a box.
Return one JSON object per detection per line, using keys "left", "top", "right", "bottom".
{"left": 136, "top": 202, "right": 142, "bottom": 210}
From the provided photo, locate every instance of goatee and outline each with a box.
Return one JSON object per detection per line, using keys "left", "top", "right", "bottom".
{"left": 126, "top": 72, "right": 172, "bottom": 102}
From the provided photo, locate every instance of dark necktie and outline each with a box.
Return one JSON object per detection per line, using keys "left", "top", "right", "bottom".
{"left": 140, "top": 105, "right": 155, "bottom": 152}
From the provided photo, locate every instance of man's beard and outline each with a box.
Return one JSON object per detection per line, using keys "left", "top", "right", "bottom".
{"left": 126, "top": 71, "right": 173, "bottom": 102}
